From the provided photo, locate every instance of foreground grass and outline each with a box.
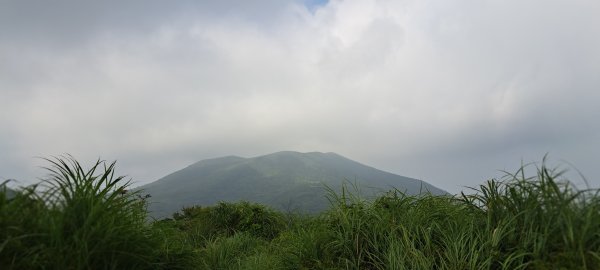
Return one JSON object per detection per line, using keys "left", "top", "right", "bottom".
{"left": 0, "top": 157, "right": 196, "bottom": 269}
{"left": 1, "top": 156, "right": 599, "bottom": 269}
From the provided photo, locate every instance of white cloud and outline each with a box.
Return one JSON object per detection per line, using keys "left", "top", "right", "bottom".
{"left": 1, "top": 0, "right": 599, "bottom": 192}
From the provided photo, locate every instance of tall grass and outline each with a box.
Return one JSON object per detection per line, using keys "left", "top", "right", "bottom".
{"left": 0, "top": 156, "right": 193, "bottom": 269}
{"left": 312, "top": 159, "right": 600, "bottom": 269}
{"left": 461, "top": 158, "right": 600, "bottom": 269}
{"left": 2, "top": 156, "right": 599, "bottom": 269}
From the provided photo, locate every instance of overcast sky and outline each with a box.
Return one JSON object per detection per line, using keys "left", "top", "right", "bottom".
{"left": 1, "top": 0, "right": 599, "bottom": 194}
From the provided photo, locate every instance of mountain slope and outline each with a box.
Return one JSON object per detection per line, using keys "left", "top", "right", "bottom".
{"left": 138, "top": 151, "right": 447, "bottom": 218}
{"left": 1, "top": 186, "right": 16, "bottom": 199}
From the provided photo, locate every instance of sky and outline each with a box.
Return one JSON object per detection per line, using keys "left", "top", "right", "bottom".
{"left": 1, "top": 0, "right": 599, "bottom": 194}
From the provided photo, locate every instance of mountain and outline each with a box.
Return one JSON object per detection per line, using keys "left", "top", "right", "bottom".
{"left": 137, "top": 151, "right": 447, "bottom": 218}
{"left": 1, "top": 186, "right": 17, "bottom": 199}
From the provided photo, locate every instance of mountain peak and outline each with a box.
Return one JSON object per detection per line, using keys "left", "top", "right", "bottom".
{"left": 138, "top": 151, "right": 447, "bottom": 218}
{"left": 261, "top": 150, "right": 335, "bottom": 157}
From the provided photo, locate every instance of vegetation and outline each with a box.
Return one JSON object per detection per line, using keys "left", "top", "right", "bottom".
{"left": 1, "top": 156, "right": 599, "bottom": 269}
{"left": 0, "top": 156, "right": 196, "bottom": 269}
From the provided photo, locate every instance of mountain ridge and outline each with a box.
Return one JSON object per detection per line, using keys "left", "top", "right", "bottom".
{"left": 138, "top": 151, "right": 446, "bottom": 218}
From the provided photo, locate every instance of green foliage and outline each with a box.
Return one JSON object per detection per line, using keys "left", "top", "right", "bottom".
{"left": 209, "top": 201, "right": 285, "bottom": 239}
{"left": 172, "top": 201, "right": 286, "bottom": 241}
{"left": 2, "top": 156, "right": 600, "bottom": 269}
{"left": 271, "top": 217, "right": 337, "bottom": 269}
{"left": 0, "top": 156, "right": 194, "bottom": 269}
{"left": 0, "top": 183, "right": 49, "bottom": 268}
{"left": 199, "top": 232, "right": 267, "bottom": 270}
{"left": 149, "top": 220, "right": 200, "bottom": 269}
{"left": 460, "top": 158, "right": 600, "bottom": 269}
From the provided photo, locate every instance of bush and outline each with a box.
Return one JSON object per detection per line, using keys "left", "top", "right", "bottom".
{"left": 199, "top": 232, "right": 266, "bottom": 270}
{"left": 173, "top": 201, "right": 285, "bottom": 241}
{"left": 210, "top": 201, "right": 285, "bottom": 239}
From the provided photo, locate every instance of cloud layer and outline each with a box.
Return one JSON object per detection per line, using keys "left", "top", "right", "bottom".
{"left": 1, "top": 0, "right": 599, "bottom": 192}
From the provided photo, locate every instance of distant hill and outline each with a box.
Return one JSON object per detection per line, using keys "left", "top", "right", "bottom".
{"left": 137, "top": 151, "right": 447, "bottom": 219}
{"left": 1, "top": 186, "right": 17, "bottom": 199}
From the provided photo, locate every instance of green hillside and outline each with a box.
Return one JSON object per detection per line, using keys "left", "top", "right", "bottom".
{"left": 0, "top": 185, "right": 16, "bottom": 200}
{"left": 138, "top": 151, "right": 446, "bottom": 218}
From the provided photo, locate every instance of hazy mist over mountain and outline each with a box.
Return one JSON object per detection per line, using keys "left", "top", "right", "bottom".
{"left": 1, "top": 0, "right": 599, "bottom": 193}
{"left": 138, "top": 151, "right": 446, "bottom": 218}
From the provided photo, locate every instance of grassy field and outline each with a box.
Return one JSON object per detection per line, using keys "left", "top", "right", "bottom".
{"left": 1, "top": 156, "right": 599, "bottom": 269}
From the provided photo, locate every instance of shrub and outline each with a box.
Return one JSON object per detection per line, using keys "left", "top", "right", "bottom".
{"left": 173, "top": 201, "right": 286, "bottom": 241}
{"left": 199, "top": 232, "right": 266, "bottom": 270}
{"left": 210, "top": 201, "right": 285, "bottom": 239}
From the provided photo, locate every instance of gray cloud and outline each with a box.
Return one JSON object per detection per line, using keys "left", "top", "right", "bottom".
{"left": 1, "top": 0, "right": 599, "bottom": 193}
